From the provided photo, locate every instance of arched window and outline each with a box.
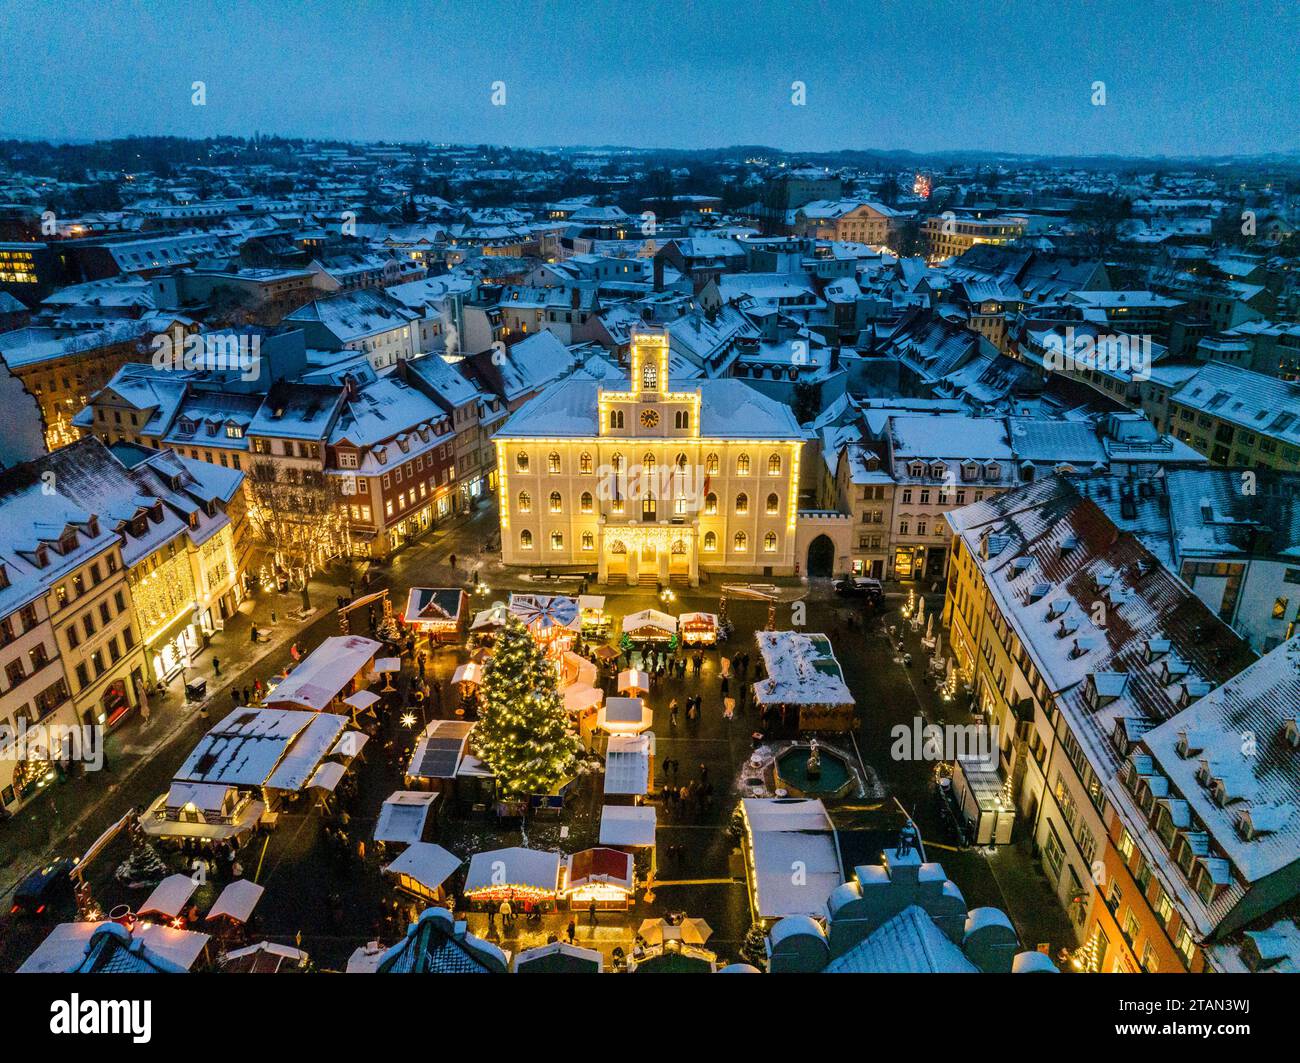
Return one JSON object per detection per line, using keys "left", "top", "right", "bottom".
{"left": 675, "top": 452, "right": 688, "bottom": 470}
{"left": 611, "top": 452, "right": 624, "bottom": 471}
{"left": 768, "top": 453, "right": 782, "bottom": 476}
{"left": 705, "top": 453, "right": 719, "bottom": 475}
{"left": 764, "top": 531, "right": 778, "bottom": 552}
{"left": 703, "top": 531, "right": 717, "bottom": 552}
{"left": 549, "top": 492, "right": 562, "bottom": 513}
{"left": 736, "top": 453, "right": 751, "bottom": 475}
{"left": 736, "top": 492, "right": 749, "bottom": 514}
{"left": 516, "top": 451, "right": 529, "bottom": 472}
{"left": 520, "top": 529, "right": 533, "bottom": 549}
{"left": 642, "top": 358, "right": 658, "bottom": 391}
{"left": 766, "top": 492, "right": 780, "bottom": 515}
{"left": 579, "top": 452, "right": 593, "bottom": 474}
{"left": 548, "top": 451, "right": 561, "bottom": 474}
{"left": 704, "top": 492, "right": 718, "bottom": 515}
{"left": 518, "top": 491, "right": 531, "bottom": 513}
{"left": 551, "top": 531, "right": 563, "bottom": 550}
{"left": 675, "top": 410, "right": 690, "bottom": 430}
{"left": 580, "top": 491, "right": 593, "bottom": 513}
{"left": 734, "top": 531, "right": 748, "bottom": 552}
{"left": 642, "top": 452, "right": 656, "bottom": 474}
{"left": 581, "top": 531, "right": 594, "bottom": 550}
{"left": 610, "top": 409, "right": 624, "bottom": 429}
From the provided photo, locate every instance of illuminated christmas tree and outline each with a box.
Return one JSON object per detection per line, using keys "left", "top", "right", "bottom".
{"left": 473, "top": 616, "right": 580, "bottom": 799}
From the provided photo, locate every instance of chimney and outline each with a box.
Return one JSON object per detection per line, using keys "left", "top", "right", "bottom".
{"left": 570, "top": 286, "right": 581, "bottom": 309}
{"left": 653, "top": 254, "right": 664, "bottom": 293}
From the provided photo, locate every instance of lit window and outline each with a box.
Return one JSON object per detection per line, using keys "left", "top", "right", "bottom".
{"left": 736, "top": 493, "right": 749, "bottom": 514}
{"left": 705, "top": 453, "right": 719, "bottom": 474}
{"left": 518, "top": 491, "right": 531, "bottom": 513}
{"left": 548, "top": 452, "right": 561, "bottom": 473}
{"left": 737, "top": 453, "right": 750, "bottom": 475}
{"left": 516, "top": 452, "right": 529, "bottom": 472}
{"left": 703, "top": 531, "right": 717, "bottom": 552}
{"left": 579, "top": 452, "right": 593, "bottom": 473}
{"left": 734, "top": 531, "right": 747, "bottom": 552}
{"left": 581, "top": 531, "right": 594, "bottom": 550}
{"left": 580, "top": 491, "right": 593, "bottom": 513}
{"left": 551, "top": 531, "right": 564, "bottom": 550}
{"left": 764, "top": 531, "right": 778, "bottom": 552}
{"left": 704, "top": 492, "right": 718, "bottom": 514}
{"left": 768, "top": 453, "right": 781, "bottom": 476}
{"left": 549, "top": 492, "right": 562, "bottom": 513}
{"left": 766, "top": 492, "right": 779, "bottom": 515}
{"left": 520, "top": 530, "right": 533, "bottom": 550}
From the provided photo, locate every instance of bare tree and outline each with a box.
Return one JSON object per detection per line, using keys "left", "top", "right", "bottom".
{"left": 245, "top": 460, "right": 351, "bottom": 609}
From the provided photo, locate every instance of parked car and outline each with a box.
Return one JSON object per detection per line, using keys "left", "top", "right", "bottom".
{"left": 832, "top": 576, "right": 884, "bottom": 600}
{"left": 11, "top": 857, "right": 76, "bottom": 917}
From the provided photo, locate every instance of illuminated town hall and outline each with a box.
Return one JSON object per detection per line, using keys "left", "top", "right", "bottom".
{"left": 495, "top": 330, "right": 811, "bottom": 585}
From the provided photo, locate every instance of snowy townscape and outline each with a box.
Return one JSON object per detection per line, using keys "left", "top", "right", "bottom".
{"left": 0, "top": 6, "right": 1296, "bottom": 1030}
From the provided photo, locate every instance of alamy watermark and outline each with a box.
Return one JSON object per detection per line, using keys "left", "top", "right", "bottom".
{"left": 1042, "top": 326, "right": 1151, "bottom": 381}
{"left": 151, "top": 326, "right": 261, "bottom": 382}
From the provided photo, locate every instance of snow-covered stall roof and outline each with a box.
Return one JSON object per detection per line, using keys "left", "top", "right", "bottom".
{"left": 206, "top": 879, "right": 264, "bottom": 924}
{"left": 373, "top": 790, "right": 439, "bottom": 844}
{"left": 264, "top": 635, "right": 381, "bottom": 711}
{"left": 383, "top": 842, "right": 463, "bottom": 895}
{"left": 464, "top": 847, "right": 562, "bottom": 894}
{"left": 600, "top": 804, "right": 657, "bottom": 847}
{"left": 604, "top": 733, "right": 654, "bottom": 795}
{"left": 138, "top": 874, "right": 200, "bottom": 920}
{"left": 752, "top": 631, "right": 854, "bottom": 707}
{"left": 742, "top": 798, "right": 842, "bottom": 921}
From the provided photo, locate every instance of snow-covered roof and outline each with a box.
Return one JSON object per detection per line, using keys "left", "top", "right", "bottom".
{"left": 752, "top": 631, "right": 854, "bottom": 707}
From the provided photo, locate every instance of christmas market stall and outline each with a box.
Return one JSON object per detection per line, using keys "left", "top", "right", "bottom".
{"left": 18, "top": 920, "right": 211, "bottom": 973}
{"left": 603, "top": 733, "right": 655, "bottom": 801}
{"left": 138, "top": 781, "right": 263, "bottom": 846}
{"left": 138, "top": 873, "right": 199, "bottom": 924}
{"left": 579, "top": 594, "right": 610, "bottom": 638}
{"left": 678, "top": 611, "right": 719, "bottom": 646}
{"left": 462, "top": 846, "right": 562, "bottom": 912}
{"left": 405, "top": 719, "right": 477, "bottom": 800}
{"left": 508, "top": 593, "right": 581, "bottom": 655}
{"left": 382, "top": 841, "right": 463, "bottom": 905}
{"left": 205, "top": 879, "right": 265, "bottom": 934}
{"left": 264, "top": 635, "right": 383, "bottom": 715}
{"left": 403, "top": 587, "right": 468, "bottom": 644}
{"left": 597, "top": 696, "right": 652, "bottom": 737}
{"left": 563, "top": 847, "right": 635, "bottom": 911}
{"left": 141, "top": 707, "right": 356, "bottom": 843}
{"left": 752, "top": 630, "right": 857, "bottom": 733}
{"left": 739, "top": 797, "right": 843, "bottom": 927}
{"left": 621, "top": 608, "right": 678, "bottom": 642}
{"left": 374, "top": 790, "right": 440, "bottom": 847}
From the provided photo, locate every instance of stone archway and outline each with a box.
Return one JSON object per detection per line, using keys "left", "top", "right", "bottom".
{"left": 807, "top": 534, "right": 835, "bottom": 578}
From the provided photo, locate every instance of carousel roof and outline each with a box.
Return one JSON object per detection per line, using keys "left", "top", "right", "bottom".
{"left": 508, "top": 593, "right": 581, "bottom": 633}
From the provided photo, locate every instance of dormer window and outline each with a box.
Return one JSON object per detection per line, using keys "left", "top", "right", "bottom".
{"left": 984, "top": 463, "right": 1001, "bottom": 481}
{"left": 58, "top": 530, "right": 77, "bottom": 555}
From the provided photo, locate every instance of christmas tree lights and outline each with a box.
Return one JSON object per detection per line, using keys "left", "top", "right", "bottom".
{"left": 472, "top": 616, "right": 581, "bottom": 798}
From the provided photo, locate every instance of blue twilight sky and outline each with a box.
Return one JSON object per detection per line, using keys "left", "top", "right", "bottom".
{"left": 0, "top": 0, "right": 1296, "bottom": 157}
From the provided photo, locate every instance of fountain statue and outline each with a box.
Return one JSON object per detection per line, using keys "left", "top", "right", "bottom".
{"left": 806, "top": 738, "right": 822, "bottom": 780}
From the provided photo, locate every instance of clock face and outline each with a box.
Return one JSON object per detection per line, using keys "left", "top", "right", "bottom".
{"left": 640, "top": 408, "right": 660, "bottom": 428}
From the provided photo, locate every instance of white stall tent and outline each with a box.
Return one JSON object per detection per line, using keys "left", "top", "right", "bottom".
{"left": 206, "top": 879, "right": 265, "bottom": 924}
{"left": 139, "top": 873, "right": 200, "bottom": 920}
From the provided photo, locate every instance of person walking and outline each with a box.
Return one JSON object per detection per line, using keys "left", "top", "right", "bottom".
{"left": 212, "top": 657, "right": 221, "bottom": 677}
{"left": 567, "top": 918, "right": 577, "bottom": 944}
{"left": 588, "top": 899, "right": 598, "bottom": 927}
{"left": 500, "top": 899, "right": 513, "bottom": 929}
{"left": 668, "top": 698, "right": 679, "bottom": 729}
